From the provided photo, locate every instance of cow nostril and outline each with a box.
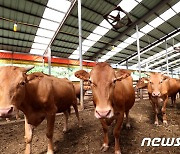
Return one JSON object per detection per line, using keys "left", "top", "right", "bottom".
{"left": 8, "top": 107, "right": 13, "bottom": 114}
{"left": 106, "top": 110, "right": 111, "bottom": 117}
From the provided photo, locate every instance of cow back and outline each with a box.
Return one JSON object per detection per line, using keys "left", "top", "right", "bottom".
{"left": 51, "top": 77, "right": 77, "bottom": 113}
{"left": 21, "top": 73, "right": 77, "bottom": 122}
{"left": 168, "top": 78, "right": 180, "bottom": 97}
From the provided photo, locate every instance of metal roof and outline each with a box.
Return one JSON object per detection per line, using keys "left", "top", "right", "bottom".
{"left": 0, "top": 0, "right": 180, "bottom": 74}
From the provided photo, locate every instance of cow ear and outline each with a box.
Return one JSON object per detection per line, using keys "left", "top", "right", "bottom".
{"left": 115, "top": 69, "right": 131, "bottom": 77}
{"left": 162, "top": 75, "right": 170, "bottom": 81}
{"left": 75, "top": 70, "right": 90, "bottom": 81}
{"left": 114, "top": 72, "right": 130, "bottom": 82}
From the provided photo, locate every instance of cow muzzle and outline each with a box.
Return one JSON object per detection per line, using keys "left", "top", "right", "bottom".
{"left": 0, "top": 106, "right": 15, "bottom": 118}
{"left": 152, "top": 91, "right": 161, "bottom": 97}
{"left": 95, "top": 107, "right": 113, "bottom": 119}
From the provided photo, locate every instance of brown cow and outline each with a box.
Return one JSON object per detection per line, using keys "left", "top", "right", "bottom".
{"left": 75, "top": 62, "right": 135, "bottom": 154}
{"left": 73, "top": 82, "right": 90, "bottom": 101}
{"left": 0, "top": 66, "right": 81, "bottom": 154}
{"left": 146, "top": 73, "right": 170, "bottom": 125}
{"left": 168, "top": 78, "right": 180, "bottom": 107}
{"left": 136, "top": 77, "right": 180, "bottom": 107}
{"left": 135, "top": 77, "right": 149, "bottom": 90}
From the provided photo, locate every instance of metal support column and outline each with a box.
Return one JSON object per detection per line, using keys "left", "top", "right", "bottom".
{"left": 145, "top": 63, "right": 148, "bottom": 72}
{"left": 126, "top": 60, "right": 128, "bottom": 69}
{"left": 136, "top": 25, "right": 141, "bottom": 77}
{"left": 42, "top": 57, "right": 45, "bottom": 73}
{"left": 48, "top": 47, "right": 51, "bottom": 75}
{"left": 136, "top": 25, "right": 142, "bottom": 99}
{"left": 165, "top": 40, "right": 169, "bottom": 75}
{"left": 78, "top": 0, "right": 84, "bottom": 110}
{"left": 171, "top": 69, "right": 173, "bottom": 78}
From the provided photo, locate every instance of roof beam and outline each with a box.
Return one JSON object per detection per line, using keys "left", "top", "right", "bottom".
{"left": 0, "top": 35, "right": 34, "bottom": 44}
{"left": 0, "top": 27, "right": 36, "bottom": 37}
{"left": 0, "top": 43, "right": 31, "bottom": 49}
{"left": 0, "top": 5, "right": 43, "bottom": 22}
{"left": 120, "top": 27, "right": 180, "bottom": 64}
{"left": 90, "top": 0, "right": 171, "bottom": 60}
{"left": 44, "top": 0, "right": 77, "bottom": 55}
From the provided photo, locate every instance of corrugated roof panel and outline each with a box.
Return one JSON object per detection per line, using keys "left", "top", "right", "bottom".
{"left": 131, "top": 3, "right": 149, "bottom": 19}
{"left": 141, "top": 0, "right": 161, "bottom": 10}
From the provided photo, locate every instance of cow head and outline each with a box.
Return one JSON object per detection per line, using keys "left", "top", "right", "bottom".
{"left": 0, "top": 66, "right": 34, "bottom": 118}
{"left": 75, "top": 62, "right": 130, "bottom": 119}
{"left": 147, "top": 73, "right": 170, "bottom": 97}
{"left": 135, "top": 77, "right": 149, "bottom": 90}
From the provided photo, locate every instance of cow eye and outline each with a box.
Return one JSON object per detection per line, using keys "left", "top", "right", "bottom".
{"left": 19, "top": 81, "right": 26, "bottom": 86}
{"left": 149, "top": 81, "right": 152, "bottom": 84}
{"left": 160, "top": 80, "right": 163, "bottom": 84}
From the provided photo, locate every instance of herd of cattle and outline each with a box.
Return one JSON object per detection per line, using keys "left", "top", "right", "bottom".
{"left": 0, "top": 62, "right": 179, "bottom": 154}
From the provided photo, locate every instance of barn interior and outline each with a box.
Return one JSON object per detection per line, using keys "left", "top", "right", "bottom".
{"left": 0, "top": 0, "right": 180, "bottom": 76}
{"left": 0, "top": 0, "right": 180, "bottom": 154}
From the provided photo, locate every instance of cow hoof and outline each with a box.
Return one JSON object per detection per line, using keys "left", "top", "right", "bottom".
{"left": 126, "top": 123, "right": 131, "bottom": 129}
{"left": 47, "top": 150, "right": 53, "bottom": 154}
{"left": 163, "top": 120, "right": 168, "bottom": 126}
{"left": 6, "top": 118, "right": 10, "bottom": 122}
{"left": 170, "top": 104, "right": 175, "bottom": 107}
{"left": 63, "top": 128, "right": 67, "bottom": 133}
{"left": 100, "top": 143, "right": 109, "bottom": 152}
{"left": 115, "top": 150, "right": 121, "bottom": 154}
{"left": 154, "top": 121, "right": 159, "bottom": 126}
{"left": 79, "top": 124, "right": 83, "bottom": 128}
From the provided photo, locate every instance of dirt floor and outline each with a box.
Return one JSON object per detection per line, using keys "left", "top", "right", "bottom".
{"left": 0, "top": 98, "right": 180, "bottom": 154}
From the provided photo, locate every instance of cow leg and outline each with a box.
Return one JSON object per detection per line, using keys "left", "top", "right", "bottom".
{"left": 172, "top": 95, "right": 176, "bottom": 107}
{"left": 16, "top": 109, "right": 20, "bottom": 120}
{"left": 5, "top": 118, "right": 10, "bottom": 122}
{"left": 106, "top": 116, "right": 115, "bottom": 126}
{"left": 125, "top": 110, "right": 130, "bottom": 129}
{"left": 24, "top": 116, "right": 34, "bottom": 154}
{"left": 162, "top": 97, "right": 168, "bottom": 125}
{"left": 173, "top": 95, "right": 177, "bottom": 107}
{"left": 137, "top": 89, "right": 140, "bottom": 98}
{"left": 154, "top": 105, "right": 159, "bottom": 126}
{"left": 99, "top": 119, "right": 109, "bottom": 152}
{"left": 46, "top": 114, "right": 55, "bottom": 154}
{"left": 72, "top": 104, "right": 82, "bottom": 128}
{"left": 151, "top": 101, "right": 159, "bottom": 125}
{"left": 170, "top": 96, "right": 174, "bottom": 107}
{"left": 113, "top": 112, "right": 124, "bottom": 154}
{"left": 63, "top": 111, "right": 69, "bottom": 133}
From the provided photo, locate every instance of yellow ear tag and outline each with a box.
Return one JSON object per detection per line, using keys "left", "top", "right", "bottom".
{"left": 144, "top": 80, "right": 148, "bottom": 83}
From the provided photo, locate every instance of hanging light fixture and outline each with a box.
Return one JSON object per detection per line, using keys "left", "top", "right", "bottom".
{"left": 13, "top": 0, "right": 18, "bottom": 32}
{"left": 13, "top": 22, "right": 17, "bottom": 32}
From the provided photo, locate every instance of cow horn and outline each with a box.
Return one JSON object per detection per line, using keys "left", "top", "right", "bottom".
{"left": 25, "top": 66, "right": 34, "bottom": 72}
